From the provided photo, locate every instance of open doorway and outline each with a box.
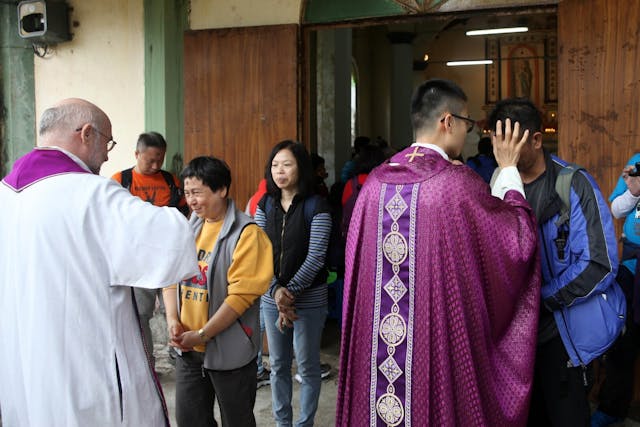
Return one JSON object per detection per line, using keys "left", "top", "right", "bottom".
{"left": 303, "top": 6, "right": 557, "bottom": 186}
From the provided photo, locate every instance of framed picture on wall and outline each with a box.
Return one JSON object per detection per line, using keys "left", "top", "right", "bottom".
{"left": 484, "top": 34, "right": 557, "bottom": 108}
{"left": 500, "top": 35, "right": 546, "bottom": 107}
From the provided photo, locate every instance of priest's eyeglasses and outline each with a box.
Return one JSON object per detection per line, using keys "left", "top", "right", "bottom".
{"left": 75, "top": 126, "right": 117, "bottom": 152}
{"left": 441, "top": 113, "right": 475, "bottom": 133}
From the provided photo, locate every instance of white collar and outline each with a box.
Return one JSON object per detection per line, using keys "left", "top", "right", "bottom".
{"left": 411, "top": 142, "right": 449, "bottom": 161}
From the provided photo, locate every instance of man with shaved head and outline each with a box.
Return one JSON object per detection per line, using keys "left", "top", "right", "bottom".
{"left": 0, "top": 98, "right": 199, "bottom": 426}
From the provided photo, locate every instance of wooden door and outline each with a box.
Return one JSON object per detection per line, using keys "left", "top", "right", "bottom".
{"left": 558, "top": 0, "right": 640, "bottom": 199}
{"left": 559, "top": 0, "right": 640, "bottom": 403}
{"left": 184, "top": 24, "right": 299, "bottom": 208}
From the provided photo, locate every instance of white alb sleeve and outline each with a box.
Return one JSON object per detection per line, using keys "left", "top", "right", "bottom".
{"left": 490, "top": 166, "right": 525, "bottom": 200}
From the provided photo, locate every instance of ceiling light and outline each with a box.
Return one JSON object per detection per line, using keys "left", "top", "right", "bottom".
{"left": 446, "top": 60, "right": 493, "bottom": 66}
{"left": 466, "top": 27, "right": 528, "bottom": 36}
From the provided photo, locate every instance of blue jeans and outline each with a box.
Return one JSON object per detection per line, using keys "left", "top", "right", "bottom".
{"left": 263, "top": 302, "right": 327, "bottom": 427}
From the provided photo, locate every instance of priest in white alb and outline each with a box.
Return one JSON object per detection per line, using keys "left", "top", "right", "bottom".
{"left": 0, "top": 98, "right": 199, "bottom": 426}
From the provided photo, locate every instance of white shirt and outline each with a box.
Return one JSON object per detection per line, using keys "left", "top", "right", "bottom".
{"left": 0, "top": 153, "right": 198, "bottom": 426}
{"left": 611, "top": 189, "right": 640, "bottom": 219}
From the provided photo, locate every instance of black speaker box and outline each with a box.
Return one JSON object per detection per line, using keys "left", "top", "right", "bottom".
{"left": 18, "top": 1, "right": 71, "bottom": 44}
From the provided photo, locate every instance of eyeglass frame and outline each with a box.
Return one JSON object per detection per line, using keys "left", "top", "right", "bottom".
{"left": 75, "top": 126, "right": 117, "bottom": 152}
{"left": 440, "top": 113, "right": 475, "bottom": 134}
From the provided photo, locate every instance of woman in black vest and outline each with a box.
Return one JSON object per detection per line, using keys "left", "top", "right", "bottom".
{"left": 255, "top": 140, "right": 332, "bottom": 426}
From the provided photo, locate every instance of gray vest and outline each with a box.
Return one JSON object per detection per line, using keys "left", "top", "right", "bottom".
{"left": 179, "top": 199, "right": 258, "bottom": 370}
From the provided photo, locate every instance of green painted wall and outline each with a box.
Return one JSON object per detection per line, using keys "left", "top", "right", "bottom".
{"left": 303, "top": 0, "right": 556, "bottom": 24}
{"left": 304, "top": 0, "right": 459, "bottom": 23}
{"left": 144, "top": 0, "right": 188, "bottom": 177}
{"left": 304, "top": 0, "right": 403, "bottom": 23}
{"left": 0, "top": 3, "right": 35, "bottom": 177}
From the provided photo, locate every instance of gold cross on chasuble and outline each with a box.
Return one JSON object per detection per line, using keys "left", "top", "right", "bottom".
{"left": 405, "top": 146, "right": 425, "bottom": 162}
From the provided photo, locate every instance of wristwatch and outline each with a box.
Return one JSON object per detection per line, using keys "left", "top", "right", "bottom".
{"left": 198, "top": 328, "right": 208, "bottom": 342}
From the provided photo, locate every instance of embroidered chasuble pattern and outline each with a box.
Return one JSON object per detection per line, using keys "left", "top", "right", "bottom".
{"left": 371, "top": 183, "right": 418, "bottom": 426}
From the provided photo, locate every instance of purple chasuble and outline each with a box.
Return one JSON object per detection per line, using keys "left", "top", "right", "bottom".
{"left": 2, "top": 147, "right": 90, "bottom": 192}
{"left": 337, "top": 146, "right": 541, "bottom": 427}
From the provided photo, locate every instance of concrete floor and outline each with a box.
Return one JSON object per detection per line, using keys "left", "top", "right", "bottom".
{"left": 151, "top": 313, "right": 341, "bottom": 427}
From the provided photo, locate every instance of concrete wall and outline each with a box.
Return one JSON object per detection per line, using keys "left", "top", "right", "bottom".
{"left": 33, "top": 0, "right": 145, "bottom": 178}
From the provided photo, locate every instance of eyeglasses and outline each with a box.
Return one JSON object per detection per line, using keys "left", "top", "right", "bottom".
{"left": 440, "top": 113, "right": 475, "bottom": 133}
{"left": 75, "top": 126, "right": 117, "bottom": 152}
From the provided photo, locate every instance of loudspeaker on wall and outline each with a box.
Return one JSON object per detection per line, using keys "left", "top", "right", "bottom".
{"left": 17, "top": 0, "right": 71, "bottom": 44}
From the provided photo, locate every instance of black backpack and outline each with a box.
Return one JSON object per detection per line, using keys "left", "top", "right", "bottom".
{"left": 120, "top": 167, "right": 187, "bottom": 215}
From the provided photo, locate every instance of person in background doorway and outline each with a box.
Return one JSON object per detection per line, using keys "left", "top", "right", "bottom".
{"left": 467, "top": 136, "right": 498, "bottom": 183}
{"left": 311, "top": 153, "right": 329, "bottom": 198}
{"left": 340, "top": 142, "right": 386, "bottom": 240}
{"left": 111, "top": 131, "right": 188, "bottom": 367}
{"left": 340, "top": 135, "right": 371, "bottom": 183}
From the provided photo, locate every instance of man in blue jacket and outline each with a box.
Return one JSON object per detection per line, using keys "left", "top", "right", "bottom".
{"left": 488, "top": 98, "right": 626, "bottom": 426}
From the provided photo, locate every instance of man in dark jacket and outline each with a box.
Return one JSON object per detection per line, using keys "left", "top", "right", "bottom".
{"left": 488, "top": 98, "right": 626, "bottom": 426}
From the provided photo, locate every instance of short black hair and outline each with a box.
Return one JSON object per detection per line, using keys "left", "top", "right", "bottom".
{"left": 477, "top": 137, "right": 492, "bottom": 155}
{"left": 265, "top": 140, "right": 314, "bottom": 198}
{"left": 137, "top": 131, "right": 167, "bottom": 151}
{"left": 411, "top": 79, "right": 467, "bottom": 133}
{"left": 310, "top": 153, "right": 325, "bottom": 170}
{"left": 353, "top": 136, "right": 371, "bottom": 152}
{"left": 488, "top": 98, "right": 542, "bottom": 137}
{"left": 181, "top": 156, "right": 231, "bottom": 195}
{"left": 353, "top": 144, "right": 386, "bottom": 175}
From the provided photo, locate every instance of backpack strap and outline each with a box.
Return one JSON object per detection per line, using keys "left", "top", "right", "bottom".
{"left": 554, "top": 163, "right": 584, "bottom": 228}
{"left": 303, "top": 195, "right": 319, "bottom": 227}
{"left": 160, "top": 170, "right": 182, "bottom": 208}
{"left": 120, "top": 167, "right": 185, "bottom": 213}
{"left": 264, "top": 194, "right": 274, "bottom": 217}
{"left": 554, "top": 163, "right": 584, "bottom": 260}
{"left": 120, "top": 167, "right": 133, "bottom": 190}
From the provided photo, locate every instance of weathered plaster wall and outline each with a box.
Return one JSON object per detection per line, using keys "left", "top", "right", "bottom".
{"left": 33, "top": 0, "right": 145, "bottom": 178}
{"left": 190, "top": 0, "right": 300, "bottom": 29}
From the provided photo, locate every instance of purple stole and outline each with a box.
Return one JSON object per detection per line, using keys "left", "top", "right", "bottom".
{"left": 2, "top": 147, "right": 90, "bottom": 192}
